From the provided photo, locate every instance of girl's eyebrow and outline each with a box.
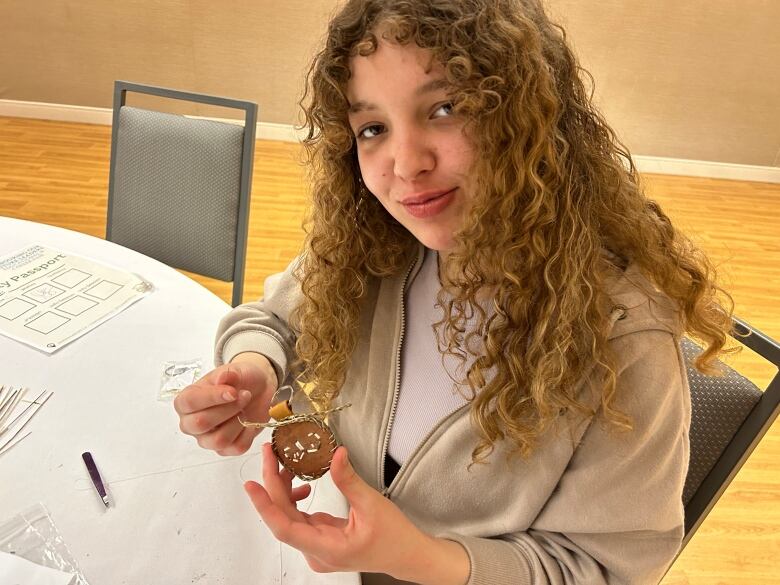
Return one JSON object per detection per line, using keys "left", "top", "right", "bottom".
{"left": 414, "top": 78, "right": 451, "bottom": 96}
{"left": 347, "top": 77, "right": 450, "bottom": 114}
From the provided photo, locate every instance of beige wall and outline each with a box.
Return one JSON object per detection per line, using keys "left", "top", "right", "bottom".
{"left": 548, "top": 0, "right": 780, "bottom": 166}
{"left": 1, "top": 0, "right": 778, "bottom": 166}
{"left": 0, "top": 0, "right": 334, "bottom": 123}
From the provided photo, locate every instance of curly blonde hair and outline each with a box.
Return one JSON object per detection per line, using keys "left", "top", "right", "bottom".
{"left": 291, "top": 0, "right": 733, "bottom": 462}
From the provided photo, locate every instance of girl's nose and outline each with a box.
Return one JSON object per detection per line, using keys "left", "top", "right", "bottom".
{"left": 392, "top": 127, "right": 435, "bottom": 182}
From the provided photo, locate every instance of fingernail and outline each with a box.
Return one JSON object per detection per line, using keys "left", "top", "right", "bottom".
{"left": 222, "top": 390, "right": 236, "bottom": 402}
{"left": 240, "top": 390, "right": 252, "bottom": 402}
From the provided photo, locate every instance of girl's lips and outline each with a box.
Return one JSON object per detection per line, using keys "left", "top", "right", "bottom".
{"left": 401, "top": 188, "right": 456, "bottom": 219}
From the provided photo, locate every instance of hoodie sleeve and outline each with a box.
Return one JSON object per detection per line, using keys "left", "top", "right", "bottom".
{"left": 442, "top": 329, "right": 690, "bottom": 585}
{"left": 214, "top": 257, "right": 302, "bottom": 386}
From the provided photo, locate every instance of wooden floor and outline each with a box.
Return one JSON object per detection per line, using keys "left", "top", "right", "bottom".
{"left": 1, "top": 116, "right": 778, "bottom": 583}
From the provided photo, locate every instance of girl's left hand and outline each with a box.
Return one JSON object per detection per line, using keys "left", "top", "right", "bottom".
{"left": 244, "top": 443, "right": 444, "bottom": 578}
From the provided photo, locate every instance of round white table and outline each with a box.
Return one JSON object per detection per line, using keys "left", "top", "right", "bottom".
{"left": 0, "top": 217, "right": 357, "bottom": 585}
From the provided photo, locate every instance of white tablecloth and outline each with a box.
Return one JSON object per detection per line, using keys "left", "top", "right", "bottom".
{"left": 0, "top": 217, "right": 359, "bottom": 585}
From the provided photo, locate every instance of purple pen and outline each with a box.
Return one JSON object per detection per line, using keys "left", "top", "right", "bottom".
{"left": 82, "top": 451, "right": 109, "bottom": 507}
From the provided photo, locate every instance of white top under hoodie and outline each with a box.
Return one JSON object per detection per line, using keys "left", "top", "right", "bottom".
{"left": 389, "top": 247, "right": 471, "bottom": 465}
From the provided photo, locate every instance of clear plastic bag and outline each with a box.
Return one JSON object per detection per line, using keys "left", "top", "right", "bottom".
{"left": 0, "top": 503, "right": 89, "bottom": 584}
{"left": 158, "top": 358, "right": 202, "bottom": 400}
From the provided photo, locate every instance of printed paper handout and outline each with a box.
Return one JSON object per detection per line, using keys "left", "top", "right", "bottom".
{"left": 0, "top": 244, "right": 152, "bottom": 353}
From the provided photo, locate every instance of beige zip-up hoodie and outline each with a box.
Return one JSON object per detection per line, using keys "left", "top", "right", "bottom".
{"left": 215, "top": 246, "right": 689, "bottom": 585}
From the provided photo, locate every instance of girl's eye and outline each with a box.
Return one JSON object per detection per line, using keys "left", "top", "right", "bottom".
{"left": 432, "top": 102, "right": 453, "bottom": 118}
{"left": 357, "top": 124, "right": 384, "bottom": 140}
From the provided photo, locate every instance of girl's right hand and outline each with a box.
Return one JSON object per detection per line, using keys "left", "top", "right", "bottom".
{"left": 174, "top": 353, "right": 278, "bottom": 455}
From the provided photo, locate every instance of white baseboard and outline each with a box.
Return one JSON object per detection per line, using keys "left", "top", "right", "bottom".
{"left": 0, "top": 98, "right": 306, "bottom": 143}
{"left": 1, "top": 99, "right": 778, "bottom": 183}
{"left": 632, "top": 155, "right": 780, "bottom": 184}
{"left": 0, "top": 99, "right": 114, "bottom": 125}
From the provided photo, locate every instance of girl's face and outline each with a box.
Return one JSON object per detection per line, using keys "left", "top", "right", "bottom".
{"left": 347, "top": 39, "right": 475, "bottom": 256}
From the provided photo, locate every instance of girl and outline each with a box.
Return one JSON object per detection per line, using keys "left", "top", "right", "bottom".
{"left": 174, "top": 1, "right": 732, "bottom": 583}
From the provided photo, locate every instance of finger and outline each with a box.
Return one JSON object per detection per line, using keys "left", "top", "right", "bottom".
{"left": 329, "top": 447, "right": 372, "bottom": 512}
{"left": 216, "top": 426, "right": 260, "bottom": 456}
{"left": 291, "top": 483, "right": 312, "bottom": 502}
{"left": 244, "top": 480, "right": 295, "bottom": 528}
{"left": 280, "top": 465, "right": 296, "bottom": 483}
{"left": 279, "top": 466, "right": 311, "bottom": 501}
{"left": 202, "top": 418, "right": 243, "bottom": 449}
{"left": 280, "top": 466, "right": 312, "bottom": 499}
{"left": 213, "top": 366, "right": 240, "bottom": 387}
{"left": 305, "top": 554, "right": 339, "bottom": 574}
{"left": 194, "top": 363, "right": 243, "bottom": 386}
{"left": 198, "top": 416, "right": 245, "bottom": 453}
{"left": 301, "top": 511, "right": 348, "bottom": 529}
{"left": 179, "top": 394, "right": 252, "bottom": 436}
{"left": 261, "top": 443, "right": 303, "bottom": 517}
{"left": 174, "top": 382, "right": 252, "bottom": 415}
{"left": 244, "top": 481, "right": 332, "bottom": 554}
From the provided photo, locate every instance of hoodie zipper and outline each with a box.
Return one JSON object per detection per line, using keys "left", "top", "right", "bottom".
{"left": 379, "top": 253, "right": 419, "bottom": 495}
{"left": 383, "top": 401, "right": 471, "bottom": 499}
{"left": 378, "top": 297, "right": 629, "bottom": 496}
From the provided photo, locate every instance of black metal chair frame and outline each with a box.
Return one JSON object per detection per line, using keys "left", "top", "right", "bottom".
{"left": 682, "top": 316, "right": 780, "bottom": 547}
{"left": 106, "top": 80, "right": 257, "bottom": 307}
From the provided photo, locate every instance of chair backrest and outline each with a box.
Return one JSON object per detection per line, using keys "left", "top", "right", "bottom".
{"left": 681, "top": 317, "right": 780, "bottom": 548}
{"left": 106, "top": 80, "right": 257, "bottom": 307}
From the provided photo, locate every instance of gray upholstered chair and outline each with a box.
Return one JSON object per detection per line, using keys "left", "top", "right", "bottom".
{"left": 106, "top": 80, "right": 257, "bottom": 307}
{"left": 680, "top": 316, "right": 780, "bottom": 550}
